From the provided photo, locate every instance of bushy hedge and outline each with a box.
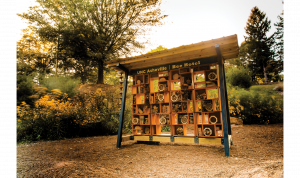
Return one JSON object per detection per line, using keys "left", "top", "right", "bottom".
{"left": 227, "top": 84, "right": 283, "bottom": 124}
{"left": 16, "top": 62, "right": 35, "bottom": 106}
{"left": 17, "top": 86, "right": 123, "bottom": 142}
{"left": 226, "top": 66, "right": 252, "bottom": 89}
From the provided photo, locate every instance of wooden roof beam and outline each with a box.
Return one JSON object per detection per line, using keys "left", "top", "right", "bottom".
{"left": 106, "top": 34, "right": 238, "bottom": 65}
{"left": 122, "top": 43, "right": 238, "bottom": 70}
{"left": 126, "top": 52, "right": 217, "bottom": 70}
{"left": 107, "top": 41, "right": 238, "bottom": 67}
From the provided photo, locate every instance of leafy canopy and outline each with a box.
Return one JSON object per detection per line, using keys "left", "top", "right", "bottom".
{"left": 17, "top": 28, "right": 56, "bottom": 75}
{"left": 18, "top": 0, "right": 168, "bottom": 84}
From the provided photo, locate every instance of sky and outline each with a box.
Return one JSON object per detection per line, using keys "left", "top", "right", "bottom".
{"left": 15, "top": 0, "right": 283, "bottom": 54}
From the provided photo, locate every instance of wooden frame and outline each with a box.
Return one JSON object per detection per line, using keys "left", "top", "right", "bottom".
{"left": 131, "top": 62, "right": 226, "bottom": 138}
{"left": 128, "top": 50, "right": 232, "bottom": 156}
{"left": 111, "top": 35, "right": 238, "bottom": 157}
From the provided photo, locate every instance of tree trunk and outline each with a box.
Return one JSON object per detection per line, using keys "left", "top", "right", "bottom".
{"left": 97, "top": 60, "right": 104, "bottom": 84}
{"left": 263, "top": 65, "right": 268, "bottom": 83}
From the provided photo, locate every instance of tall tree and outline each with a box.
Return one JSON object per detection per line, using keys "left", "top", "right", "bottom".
{"left": 244, "top": 6, "right": 275, "bottom": 82}
{"left": 17, "top": 27, "right": 56, "bottom": 75}
{"left": 273, "top": 15, "right": 284, "bottom": 74}
{"left": 18, "top": 0, "right": 167, "bottom": 84}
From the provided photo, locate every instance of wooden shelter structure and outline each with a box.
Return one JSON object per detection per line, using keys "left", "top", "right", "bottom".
{"left": 106, "top": 34, "right": 239, "bottom": 157}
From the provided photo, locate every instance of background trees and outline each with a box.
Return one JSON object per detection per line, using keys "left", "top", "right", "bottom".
{"left": 273, "top": 15, "right": 284, "bottom": 75}
{"left": 243, "top": 6, "right": 275, "bottom": 83}
{"left": 17, "top": 28, "right": 56, "bottom": 75}
{"left": 18, "top": 0, "right": 167, "bottom": 84}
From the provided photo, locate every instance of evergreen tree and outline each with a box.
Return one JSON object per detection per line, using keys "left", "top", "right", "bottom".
{"left": 244, "top": 6, "right": 275, "bottom": 82}
{"left": 273, "top": 15, "right": 284, "bottom": 74}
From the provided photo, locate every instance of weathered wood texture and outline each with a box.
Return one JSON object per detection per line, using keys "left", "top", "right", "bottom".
{"left": 106, "top": 34, "right": 239, "bottom": 74}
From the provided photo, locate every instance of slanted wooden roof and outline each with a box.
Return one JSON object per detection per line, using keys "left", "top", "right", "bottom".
{"left": 106, "top": 34, "right": 239, "bottom": 74}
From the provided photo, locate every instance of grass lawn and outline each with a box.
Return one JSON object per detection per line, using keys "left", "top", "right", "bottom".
{"left": 249, "top": 82, "right": 283, "bottom": 92}
{"left": 249, "top": 82, "right": 283, "bottom": 101}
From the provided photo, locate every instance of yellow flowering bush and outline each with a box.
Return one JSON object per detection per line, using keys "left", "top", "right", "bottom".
{"left": 33, "top": 90, "right": 73, "bottom": 121}
{"left": 17, "top": 101, "right": 31, "bottom": 118}
{"left": 17, "top": 85, "right": 122, "bottom": 142}
{"left": 229, "top": 99, "right": 244, "bottom": 117}
{"left": 227, "top": 85, "right": 283, "bottom": 124}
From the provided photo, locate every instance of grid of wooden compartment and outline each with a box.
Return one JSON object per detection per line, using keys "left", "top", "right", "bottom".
{"left": 193, "top": 64, "right": 223, "bottom": 137}
{"left": 149, "top": 71, "right": 171, "bottom": 136}
{"left": 132, "top": 63, "right": 224, "bottom": 138}
{"left": 169, "top": 67, "right": 195, "bottom": 137}
{"left": 132, "top": 74, "right": 151, "bottom": 135}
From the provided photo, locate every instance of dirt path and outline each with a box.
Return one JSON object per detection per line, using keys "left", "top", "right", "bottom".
{"left": 17, "top": 124, "right": 283, "bottom": 177}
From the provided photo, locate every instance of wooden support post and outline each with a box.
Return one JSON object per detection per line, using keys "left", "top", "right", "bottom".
{"left": 215, "top": 44, "right": 230, "bottom": 157}
{"left": 223, "top": 64, "right": 232, "bottom": 135}
{"left": 116, "top": 63, "right": 129, "bottom": 148}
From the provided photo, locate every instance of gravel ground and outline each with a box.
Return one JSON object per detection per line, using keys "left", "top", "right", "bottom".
{"left": 17, "top": 124, "right": 283, "bottom": 177}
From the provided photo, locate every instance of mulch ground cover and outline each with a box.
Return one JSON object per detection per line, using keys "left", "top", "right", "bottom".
{"left": 17, "top": 124, "right": 283, "bottom": 177}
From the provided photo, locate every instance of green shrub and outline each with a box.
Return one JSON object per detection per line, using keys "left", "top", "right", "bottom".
{"left": 17, "top": 74, "right": 35, "bottom": 106}
{"left": 227, "top": 85, "right": 283, "bottom": 124}
{"left": 17, "top": 86, "right": 121, "bottom": 142}
{"left": 16, "top": 62, "right": 35, "bottom": 106}
{"left": 226, "top": 66, "right": 252, "bottom": 89}
{"left": 39, "top": 75, "right": 81, "bottom": 98}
